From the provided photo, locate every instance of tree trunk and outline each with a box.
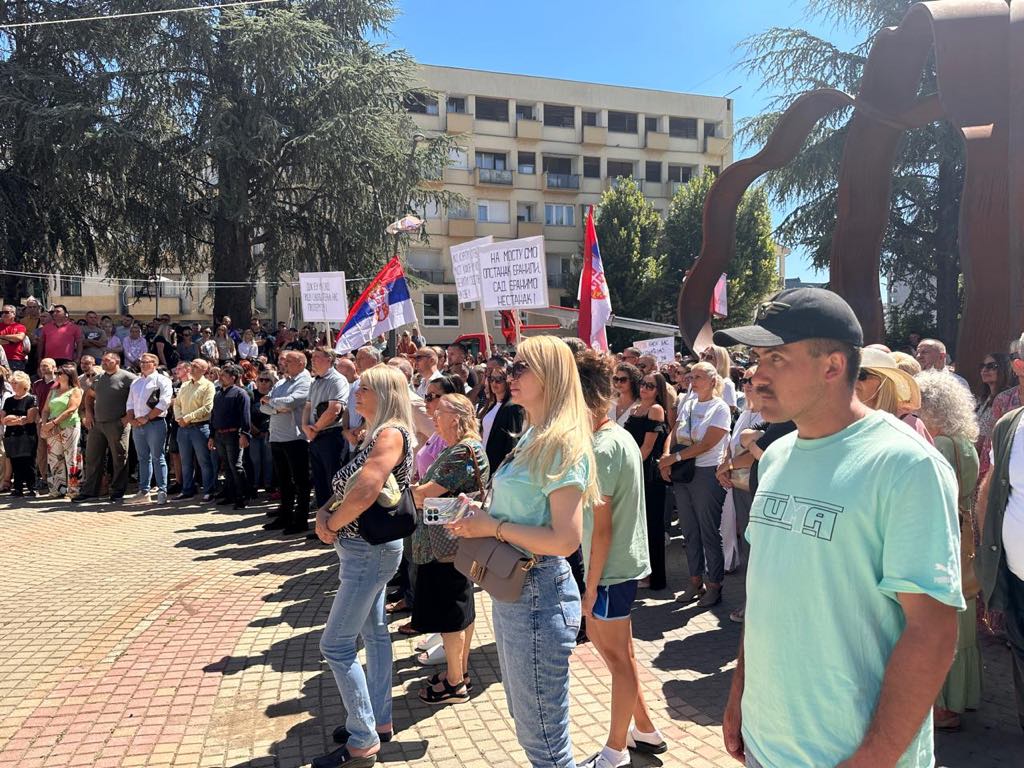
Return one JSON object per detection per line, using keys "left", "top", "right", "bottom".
{"left": 933, "top": 156, "right": 961, "bottom": 355}
{"left": 212, "top": 213, "right": 254, "bottom": 328}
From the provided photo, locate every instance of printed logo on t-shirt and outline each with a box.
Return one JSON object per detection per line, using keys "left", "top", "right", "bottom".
{"left": 751, "top": 493, "right": 844, "bottom": 542}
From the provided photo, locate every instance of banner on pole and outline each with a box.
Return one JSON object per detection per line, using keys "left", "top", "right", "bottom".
{"left": 634, "top": 336, "right": 676, "bottom": 364}
{"left": 478, "top": 236, "right": 548, "bottom": 312}
{"left": 299, "top": 272, "right": 349, "bottom": 323}
{"left": 449, "top": 236, "right": 494, "bottom": 304}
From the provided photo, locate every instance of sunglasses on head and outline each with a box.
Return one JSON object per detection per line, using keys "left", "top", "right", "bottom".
{"left": 979, "top": 362, "right": 1000, "bottom": 371}
{"left": 510, "top": 361, "right": 530, "bottom": 380}
{"left": 639, "top": 381, "right": 657, "bottom": 390}
{"left": 612, "top": 375, "right": 629, "bottom": 383}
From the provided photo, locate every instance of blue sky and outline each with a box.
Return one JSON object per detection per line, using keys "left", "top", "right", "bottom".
{"left": 382, "top": 0, "right": 863, "bottom": 282}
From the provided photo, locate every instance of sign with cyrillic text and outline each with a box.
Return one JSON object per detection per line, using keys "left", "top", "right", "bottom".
{"left": 449, "top": 236, "right": 494, "bottom": 303}
{"left": 634, "top": 336, "right": 676, "bottom": 364}
{"left": 299, "top": 272, "right": 349, "bottom": 322}
{"left": 478, "top": 236, "right": 549, "bottom": 311}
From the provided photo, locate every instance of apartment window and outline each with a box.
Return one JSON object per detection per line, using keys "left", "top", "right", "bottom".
{"left": 404, "top": 92, "right": 438, "bottom": 115}
{"left": 517, "top": 203, "right": 536, "bottom": 222}
{"left": 518, "top": 151, "right": 536, "bottom": 174}
{"left": 544, "top": 104, "right": 575, "bottom": 128}
{"left": 708, "top": 165, "right": 721, "bottom": 177}
{"left": 542, "top": 156, "right": 573, "bottom": 175}
{"left": 420, "top": 200, "right": 442, "bottom": 219}
{"left": 607, "top": 160, "right": 633, "bottom": 178}
{"left": 475, "top": 97, "right": 508, "bottom": 122}
{"left": 583, "top": 156, "right": 601, "bottom": 178}
{"left": 477, "top": 199, "right": 510, "bottom": 223}
{"left": 582, "top": 111, "right": 598, "bottom": 127}
{"left": 475, "top": 151, "right": 507, "bottom": 171}
{"left": 607, "top": 111, "right": 637, "bottom": 133}
{"left": 704, "top": 121, "right": 718, "bottom": 138}
{"left": 645, "top": 116, "right": 659, "bottom": 133}
{"left": 448, "top": 203, "right": 472, "bottom": 219}
{"left": 516, "top": 103, "right": 535, "bottom": 120}
{"left": 446, "top": 96, "right": 467, "bottom": 114}
{"left": 645, "top": 161, "right": 662, "bottom": 183}
{"left": 668, "top": 164, "right": 693, "bottom": 183}
{"left": 448, "top": 147, "right": 469, "bottom": 170}
{"left": 545, "top": 204, "right": 575, "bottom": 227}
{"left": 59, "top": 275, "right": 82, "bottom": 296}
{"left": 669, "top": 117, "right": 698, "bottom": 138}
{"left": 422, "top": 293, "right": 459, "bottom": 327}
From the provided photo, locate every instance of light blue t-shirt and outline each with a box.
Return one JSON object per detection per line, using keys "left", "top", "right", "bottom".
{"left": 742, "top": 410, "right": 964, "bottom": 768}
{"left": 489, "top": 427, "right": 591, "bottom": 538}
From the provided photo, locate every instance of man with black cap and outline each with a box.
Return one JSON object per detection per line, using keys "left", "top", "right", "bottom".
{"left": 715, "top": 287, "right": 963, "bottom": 768}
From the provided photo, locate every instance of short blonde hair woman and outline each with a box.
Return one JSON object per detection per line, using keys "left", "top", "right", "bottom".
{"left": 699, "top": 345, "right": 737, "bottom": 409}
{"left": 313, "top": 363, "right": 414, "bottom": 766}
{"left": 449, "top": 334, "right": 597, "bottom": 767}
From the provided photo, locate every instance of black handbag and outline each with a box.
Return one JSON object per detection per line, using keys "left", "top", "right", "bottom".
{"left": 666, "top": 398, "right": 696, "bottom": 484}
{"left": 358, "top": 427, "right": 416, "bottom": 545}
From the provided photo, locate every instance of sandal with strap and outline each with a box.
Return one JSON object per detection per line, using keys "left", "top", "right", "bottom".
{"left": 418, "top": 675, "right": 469, "bottom": 705}
{"left": 426, "top": 671, "right": 473, "bottom": 692}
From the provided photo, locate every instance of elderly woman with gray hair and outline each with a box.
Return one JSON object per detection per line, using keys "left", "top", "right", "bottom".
{"left": 917, "top": 370, "right": 982, "bottom": 731}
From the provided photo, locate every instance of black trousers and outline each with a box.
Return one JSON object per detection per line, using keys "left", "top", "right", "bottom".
{"left": 11, "top": 455, "right": 36, "bottom": 492}
{"left": 271, "top": 439, "right": 310, "bottom": 527}
{"left": 1006, "top": 568, "right": 1024, "bottom": 730}
{"left": 214, "top": 432, "right": 248, "bottom": 504}
{"left": 309, "top": 429, "right": 348, "bottom": 508}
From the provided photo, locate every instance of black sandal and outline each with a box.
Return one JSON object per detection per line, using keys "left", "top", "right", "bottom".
{"left": 310, "top": 745, "right": 378, "bottom": 768}
{"left": 418, "top": 676, "right": 469, "bottom": 704}
{"left": 426, "top": 671, "right": 473, "bottom": 692}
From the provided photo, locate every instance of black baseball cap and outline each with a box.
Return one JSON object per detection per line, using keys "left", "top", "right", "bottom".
{"left": 713, "top": 287, "right": 864, "bottom": 348}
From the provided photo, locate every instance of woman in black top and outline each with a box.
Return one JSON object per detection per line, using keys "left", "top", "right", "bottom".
{"left": 624, "top": 371, "right": 670, "bottom": 590}
{"left": 1, "top": 371, "right": 39, "bottom": 496}
{"left": 478, "top": 360, "right": 524, "bottom": 471}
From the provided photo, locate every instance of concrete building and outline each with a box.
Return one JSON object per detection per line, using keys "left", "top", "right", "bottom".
{"left": 45, "top": 64, "right": 734, "bottom": 339}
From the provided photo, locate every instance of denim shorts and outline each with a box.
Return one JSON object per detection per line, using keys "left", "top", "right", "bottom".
{"left": 592, "top": 580, "right": 638, "bottom": 621}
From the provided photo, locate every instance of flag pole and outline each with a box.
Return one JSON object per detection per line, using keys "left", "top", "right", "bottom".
{"left": 479, "top": 302, "right": 491, "bottom": 358}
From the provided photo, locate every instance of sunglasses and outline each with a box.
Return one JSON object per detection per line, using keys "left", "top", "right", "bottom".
{"left": 979, "top": 362, "right": 1000, "bottom": 371}
{"left": 612, "top": 375, "right": 629, "bottom": 383}
{"left": 510, "top": 361, "right": 530, "bottom": 380}
{"left": 424, "top": 393, "right": 443, "bottom": 402}
{"left": 257, "top": 378, "right": 273, "bottom": 383}
{"left": 857, "top": 369, "right": 873, "bottom": 381}
{"left": 487, "top": 375, "right": 507, "bottom": 383}
{"left": 639, "top": 381, "right": 657, "bottom": 390}
{"left": 740, "top": 378, "right": 753, "bottom": 386}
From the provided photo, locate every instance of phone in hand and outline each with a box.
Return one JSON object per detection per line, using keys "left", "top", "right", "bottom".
{"left": 422, "top": 493, "right": 479, "bottom": 525}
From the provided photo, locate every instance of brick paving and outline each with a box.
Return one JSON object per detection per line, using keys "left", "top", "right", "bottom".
{"left": 0, "top": 492, "right": 1019, "bottom": 767}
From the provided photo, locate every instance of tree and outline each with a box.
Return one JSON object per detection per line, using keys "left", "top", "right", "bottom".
{"left": 739, "top": 0, "right": 964, "bottom": 349}
{"left": 660, "top": 170, "right": 780, "bottom": 331}
{"left": 593, "top": 177, "right": 663, "bottom": 349}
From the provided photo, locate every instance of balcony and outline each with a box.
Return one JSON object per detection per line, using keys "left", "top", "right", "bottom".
{"left": 669, "top": 180, "right": 688, "bottom": 197}
{"left": 475, "top": 167, "right": 513, "bottom": 186}
{"left": 645, "top": 130, "right": 669, "bottom": 151}
{"left": 409, "top": 268, "right": 450, "bottom": 285}
{"left": 516, "top": 118, "right": 542, "bottom": 140}
{"left": 517, "top": 220, "right": 544, "bottom": 237}
{"left": 582, "top": 125, "right": 607, "bottom": 145}
{"left": 446, "top": 111, "right": 474, "bottom": 134}
{"left": 544, "top": 172, "right": 581, "bottom": 191}
{"left": 447, "top": 217, "right": 476, "bottom": 237}
{"left": 705, "top": 135, "right": 730, "bottom": 156}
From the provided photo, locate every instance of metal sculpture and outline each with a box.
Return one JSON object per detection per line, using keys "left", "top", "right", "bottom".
{"left": 680, "top": 0, "right": 1022, "bottom": 385}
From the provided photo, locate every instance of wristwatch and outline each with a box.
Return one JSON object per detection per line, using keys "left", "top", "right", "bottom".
{"left": 675, "top": 451, "right": 683, "bottom": 462}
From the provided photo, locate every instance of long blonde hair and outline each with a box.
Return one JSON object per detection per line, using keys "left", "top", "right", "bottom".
{"left": 359, "top": 364, "right": 415, "bottom": 446}
{"left": 690, "top": 361, "right": 724, "bottom": 398}
{"left": 703, "top": 345, "right": 731, "bottom": 380}
{"left": 514, "top": 336, "right": 599, "bottom": 507}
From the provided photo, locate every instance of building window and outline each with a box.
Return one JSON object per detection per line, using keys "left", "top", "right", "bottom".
{"left": 59, "top": 275, "right": 82, "bottom": 296}
{"left": 420, "top": 200, "right": 442, "bottom": 219}
{"left": 448, "top": 148, "right": 469, "bottom": 170}
{"left": 645, "top": 161, "right": 662, "bottom": 183}
{"left": 545, "top": 204, "right": 575, "bottom": 227}
{"left": 708, "top": 165, "right": 721, "bottom": 177}
{"left": 446, "top": 96, "right": 467, "bottom": 113}
{"left": 477, "top": 200, "right": 510, "bottom": 223}
{"left": 448, "top": 203, "right": 472, "bottom": 219}
{"left": 704, "top": 121, "right": 718, "bottom": 138}
{"left": 475, "top": 97, "right": 508, "bottom": 122}
{"left": 607, "top": 111, "right": 637, "bottom": 133}
{"left": 607, "top": 160, "right": 633, "bottom": 178}
{"left": 517, "top": 203, "right": 536, "bottom": 222}
{"left": 475, "top": 151, "right": 507, "bottom": 171}
{"left": 404, "top": 92, "right": 438, "bottom": 115}
{"left": 518, "top": 151, "right": 536, "bottom": 175}
{"left": 516, "top": 103, "right": 535, "bottom": 120}
{"left": 669, "top": 117, "right": 698, "bottom": 138}
{"left": 423, "top": 293, "right": 459, "bottom": 327}
{"left": 645, "top": 116, "right": 659, "bottom": 133}
{"left": 582, "top": 111, "right": 598, "bottom": 127}
{"left": 583, "top": 156, "right": 601, "bottom": 178}
{"left": 668, "top": 164, "right": 693, "bottom": 183}
{"left": 542, "top": 156, "right": 573, "bottom": 175}
{"left": 544, "top": 104, "right": 575, "bottom": 128}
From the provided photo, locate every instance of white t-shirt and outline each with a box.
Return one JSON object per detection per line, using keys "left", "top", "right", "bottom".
{"left": 482, "top": 400, "right": 502, "bottom": 446}
{"left": 1003, "top": 418, "right": 1024, "bottom": 580}
{"left": 721, "top": 377, "right": 737, "bottom": 409}
{"left": 729, "top": 408, "right": 762, "bottom": 456}
{"left": 675, "top": 396, "right": 731, "bottom": 467}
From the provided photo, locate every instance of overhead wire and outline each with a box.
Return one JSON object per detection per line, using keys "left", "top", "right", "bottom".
{"left": 0, "top": 0, "right": 284, "bottom": 30}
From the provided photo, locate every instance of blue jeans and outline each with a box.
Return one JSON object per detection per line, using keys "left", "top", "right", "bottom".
{"left": 177, "top": 423, "right": 215, "bottom": 496}
{"left": 132, "top": 419, "right": 168, "bottom": 493}
{"left": 492, "top": 556, "right": 580, "bottom": 768}
{"left": 249, "top": 434, "right": 272, "bottom": 489}
{"left": 320, "top": 536, "right": 403, "bottom": 750}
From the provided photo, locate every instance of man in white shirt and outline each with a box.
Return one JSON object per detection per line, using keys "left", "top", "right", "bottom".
{"left": 125, "top": 353, "right": 173, "bottom": 504}
{"left": 413, "top": 347, "right": 443, "bottom": 397}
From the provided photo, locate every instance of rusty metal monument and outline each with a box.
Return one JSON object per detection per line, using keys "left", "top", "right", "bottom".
{"left": 679, "top": 0, "right": 1024, "bottom": 385}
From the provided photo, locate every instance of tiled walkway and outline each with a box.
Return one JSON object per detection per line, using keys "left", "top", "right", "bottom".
{"left": 0, "top": 494, "right": 1018, "bottom": 767}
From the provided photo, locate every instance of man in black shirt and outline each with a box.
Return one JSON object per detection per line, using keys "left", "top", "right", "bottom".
{"left": 209, "top": 363, "right": 251, "bottom": 509}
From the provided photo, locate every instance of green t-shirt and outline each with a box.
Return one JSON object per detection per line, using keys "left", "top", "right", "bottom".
{"left": 583, "top": 423, "right": 651, "bottom": 586}
{"left": 490, "top": 427, "right": 591, "bottom": 540}
{"left": 743, "top": 410, "right": 964, "bottom": 768}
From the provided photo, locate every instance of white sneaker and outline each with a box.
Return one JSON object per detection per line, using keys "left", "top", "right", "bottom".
{"left": 126, "top": 491, "right": 152, "bottom": 505}
{"left": 626, "top": 727, "right": 668, "bottom": 755}
{"left": 579, "top": 749, "right": 630, "bottom": 768}
{"left": 156, "top": 491, "right": 167, "bottom": 504}
{"left": 415, "top": 633, "right": 442, "bottom": 652}
{"left": 417, "top": 643, "right": 447, "bottom": 666}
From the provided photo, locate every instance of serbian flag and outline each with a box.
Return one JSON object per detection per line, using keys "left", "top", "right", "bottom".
{"left": 334, "top": 257, "right": 417, "bottom": 353}
{"left": 711, "top": 273, "right": 728, "bottom": 318}
{"left": 577, "top": 206, "right": 612, "bottom": 351}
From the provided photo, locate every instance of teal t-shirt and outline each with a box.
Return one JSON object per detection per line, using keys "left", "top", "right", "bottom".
{"left": 489, "top": 427, "right": 591, "bottom": 543}
{"left": 742, "top": 410, "right": 964, "bottom": 768}
{"left": 583, "top": 423, "right": 651, "bottom": 585}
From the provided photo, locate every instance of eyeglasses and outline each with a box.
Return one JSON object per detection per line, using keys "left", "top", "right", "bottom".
{"left": 510, "top": 361, "right": 530, "bottom": 380}
{"left": 857, "top": 369, "right": 872, "bottom": 381}
{"left": 639, "top": 381, "right": 657, "bottom": 390}
{"left": 612, "top": 375, "right": 629, "bottom": 383}
{"left": 979, "top": 362, "right": 1000, "bottom": 371}
{"left": 740, "top": 378, "right": 753, "bottom": 386}
{"left": 424, "top": 393, "right": 442, "bottom": 402}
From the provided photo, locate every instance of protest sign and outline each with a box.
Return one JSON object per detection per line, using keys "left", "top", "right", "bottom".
{"left": 299, "top": 272, "right": 349, "bottom": 322}
{"left": 634, "top": 336, "right": 676, "bottom": 364}
{"left": 449, "top": 236, "right": 494, "bottom": 303}
{"left": 478, "top": 236, "right": 549, "bottom": 311}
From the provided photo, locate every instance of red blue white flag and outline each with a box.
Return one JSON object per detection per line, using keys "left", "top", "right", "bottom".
{"left": 577, "top": 205, "right": 611, "bottom": 351}
{"left": 334, "top": 257, "right": 417, "bottom": 353}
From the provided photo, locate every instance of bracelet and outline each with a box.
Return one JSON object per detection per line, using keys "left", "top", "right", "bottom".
{"left": 495, "top": 520, "right": 507, "bottom": 543}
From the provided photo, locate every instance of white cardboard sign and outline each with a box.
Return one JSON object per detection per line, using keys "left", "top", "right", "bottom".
{"left": 478, "top": 236, "right": 549, "bottom": 311}
{"left": 449, "top": 236, "right": 494, "bottom": 303}
{"left": 634, "top": 336, "right": 676, "bottom": 364}
{"left": 299, "top": 272, "right": 349, "bottom": 323}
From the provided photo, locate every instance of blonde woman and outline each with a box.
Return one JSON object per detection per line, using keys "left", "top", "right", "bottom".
{"left": 658, "top": 361, "right": 730, "bottom": 607}
{"left": 449, "top": 335, "right": 599, "bottom": 768}
{"left": 856, "top": 347, "right": 933, "bottom": 444}
{"left": 699, "top": 344, "right": 738, "bottom": 411}
{"left": 313, "top": 364, "right": 414, "bottom": 767}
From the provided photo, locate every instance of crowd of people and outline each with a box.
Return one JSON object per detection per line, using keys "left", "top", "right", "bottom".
{"left": 4, "top": 288, "right": 1024, "bottom": 768}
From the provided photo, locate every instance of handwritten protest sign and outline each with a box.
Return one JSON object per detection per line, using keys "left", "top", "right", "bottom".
{"left": 299, "top": 272, "right": 349, "bottom": 322}
{"left": 478, "top": 236, "right": 549, "bottom": 311}
{"left": 449, "top": 236, "right": 494, "bottom": 303}
{"left": 634, "top": 336, "right": 676, "bottom": 364}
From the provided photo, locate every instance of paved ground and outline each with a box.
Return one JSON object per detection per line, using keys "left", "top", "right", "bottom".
{"left": 0, "top": 492, "right": 1019, "bottom": 767}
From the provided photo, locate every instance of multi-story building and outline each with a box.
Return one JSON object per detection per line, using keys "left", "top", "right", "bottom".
{"left": 43, "top": 64, "right": 734, "bottom": 338}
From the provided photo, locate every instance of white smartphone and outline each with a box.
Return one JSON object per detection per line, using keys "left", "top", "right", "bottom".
{"left": 422, "top": 494, "right": 479, "bottom": 525}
